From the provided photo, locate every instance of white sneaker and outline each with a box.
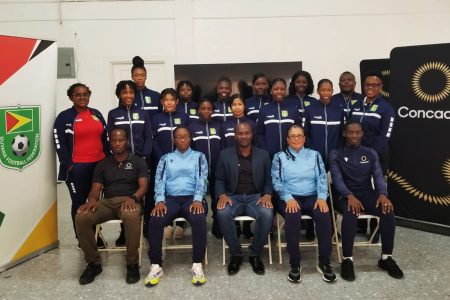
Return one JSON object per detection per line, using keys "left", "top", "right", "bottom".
{"left": 191, "top": 263, "right": 206, "bottom": 286}
{"left": 144, "top": 264, "right": 163, "bottom": 287}
{"left": 174, "top": 225, "right": 185, "bottom": 239}
{"left": 164, "top": 225, "right": 173, "bottom": 239}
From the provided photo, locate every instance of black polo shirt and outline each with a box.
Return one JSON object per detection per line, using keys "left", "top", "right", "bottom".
{"left": 93, "top": 153, "right": 148, "bottom": 198}
{"left": 235, "top": 148, "right": 258, "bottom": 195}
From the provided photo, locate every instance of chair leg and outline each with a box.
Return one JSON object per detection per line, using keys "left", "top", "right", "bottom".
{"left": 328, "top": 174, "right": 342, "bottom": 263}
{"left": 139, "top": 217, "right": 143, "bottom": 267}
{"left": 277, "top": 216, "right": 283, "bottom": 264}
{"left": 204, "top": 247, "right": 208, "bottom": 266}
{"left": 268, "top": 234, "right": 273, "bottom": 265}
{"left": 222, "top": 238, "right": 226, "bottom": 266}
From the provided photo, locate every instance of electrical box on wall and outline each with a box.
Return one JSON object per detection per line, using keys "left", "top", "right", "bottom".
{"left": 57, "top": 47, "right": 76, "bottom": 78}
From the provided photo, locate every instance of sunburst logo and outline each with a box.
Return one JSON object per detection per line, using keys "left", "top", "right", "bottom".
{"left": 388, "top": 159, "right": 450, "bottom": 206}
{"left": 380, "top": 69, "right": 390, "bottom": 98}
{"left": 412, "top": 61, "right": 450, "bottom": 103}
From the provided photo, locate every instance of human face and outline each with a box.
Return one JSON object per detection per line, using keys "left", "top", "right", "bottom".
{"left": 364, "top": 76, "right": 382, "bottom": 100}
{"left": 174, "top": 128, "right": 191, "bottom": 153}
{"left": 198, "top": 101, "right": 213, "bottom": 122}
{"left": 231, "top": 98, "right": 245, "bottom": 118}
{"left": 317, "top": 82, "right": 333, "bottom": 105}
{"left": 235, "top": 123, "right": 253, "bottom": 148}
{"left": 178, "top": 84, "right": 192, "bottom": 102}
{"left": 295, "top": 75, "right": 308, "bottom": 96}
{"left": 253, "top": 77, "right": 268, "bottom": 96}
{"left": 119, "top": 84, "right": 135, "bottom": 107}
{"left": 343, "top": 123, "right": 363, "bottom": 147}
{"left": 161, "top": 93, "right": 178, "bottom": 113}
{"left": 70, "top": 86, "right": 90, "bottom": 111}
{"left": 287, "top": 127, "right": 305, "bottom": 152}
{"left": 131, "top": 67, "right": 147, "bottom": 90}
{"left": 339, "top": 73, "right": 356, "bottom": 94}
{"left": 110, "top": 130, "right": 128, "bottom": 155}
{"left": 270, "top": 81, "right": 287, "bottom": 102}
{"left": 217, "top": 81, "right": 231, "bottom": 101}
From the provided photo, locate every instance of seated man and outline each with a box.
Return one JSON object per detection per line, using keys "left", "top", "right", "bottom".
{"left": 76, "top": 128, "right": 148, "bottom": 285}
{"left": 329, "top": 121, "right": 403, "bottom": 281}
{"left": 216, "top": 122, "right": 273, "bottom": 276}
{"left": 145, "top": 127, "right": 208, "bottom": 287}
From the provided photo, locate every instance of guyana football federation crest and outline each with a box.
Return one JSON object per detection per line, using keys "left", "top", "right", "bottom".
{"left": 0, "top": 105, "right": 40, "bottom": 171}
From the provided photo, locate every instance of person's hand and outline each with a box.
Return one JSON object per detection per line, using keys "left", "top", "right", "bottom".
{"left": 314, "top": 198, "right": 329, "bottom": 213}
{"left": 77, "top": 200, "right": 97, "bottom": 214}
{"left": 347, "top": 194, "right": 364, "bottom": 216}
{"left": 121, "top": 198, "right": 137, "bottom": 212}
{"left": 256, "top": 194, "right": 273, "bottom": 209}
{"left": 376, "top": 194, "right": 393, "bottom": 214}
{"left": 285, "top": 199, "right": 300, "bottom": 213}
{"left": 189, "top": 201, "right": 205, "bottom": 214}
{"left": 151, "top": 202, "right": 167, "bottom": 217}
{"left": 217, "top": 194, "right": 233, "bottom": 210}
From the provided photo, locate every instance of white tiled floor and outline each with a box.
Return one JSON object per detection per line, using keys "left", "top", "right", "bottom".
{"left": 1, "top": 184, "right": 450, "bottom": 299}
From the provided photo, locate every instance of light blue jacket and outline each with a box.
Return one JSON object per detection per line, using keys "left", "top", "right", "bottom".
{"left": 155, "top": 148, "right": 208, "bottom": 203}
{"left": 272, "top": 147, "right": 328, "bottom": 201}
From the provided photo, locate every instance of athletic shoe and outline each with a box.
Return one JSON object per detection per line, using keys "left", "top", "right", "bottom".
{"left": 340, "top": 258, "right": 355, "bottom": 281}
{"left": 288, "top": 263, "right": 302, "bottom": 283}
{"left": 191, "top": 263, "right": 206, "bottom": 286}
{"left": 115, "top": 230, "right": 126, "bottom": 247}
{"left": 317, "top": 262, "right": 337, "bottom": 283}
{"left": 174, "top": 225, "right": 184, "bottom": 239}
{"left": 126, "top": 264, "right": 140, "bottom": 284}
{"left": 378, "top": 257, "right": 404, "bottom": 279}
{"left": 79, "top": 263, "right": 102, "bottom": 285}
{"left": 144, "top": 264, "right": 163, "bottom": 287}
{"left": 164, "top": 225, "right": 173, "bottom": 239}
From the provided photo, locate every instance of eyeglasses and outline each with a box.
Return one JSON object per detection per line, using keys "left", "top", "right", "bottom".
{"left": 288, "top": 134, "right": 305, "bottom": 139}
{"left": 72, "top": 93, "right": 90, "bottom": 98}
{"left": 364, "top": 83, "right": 382, "bottom": 88}
{"left": 174, "top": 136, "right": 191, "bottom": 141}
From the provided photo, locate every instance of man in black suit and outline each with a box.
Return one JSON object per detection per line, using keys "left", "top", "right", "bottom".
{"left": 215, "top": 122, "right": 273, "bottom": 275}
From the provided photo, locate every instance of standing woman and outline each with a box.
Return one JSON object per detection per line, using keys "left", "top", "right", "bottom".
{"left": 245, "top": 73, "right": 270, "bottom": 122}
{"left": 54, "top": 83, "right": 109, "bottom": 243}
{"left": 349, "top": 72, "right": 395, "bottom": 175}
{"left": 177, "top": 80, "right": 199, "bottom": 120}
{"left": 108, "top": 80, "right": 153, "bottom": 245}
{"left": 303, "top": 79, "right": 345, "bottom": 167}
{"left": 256, "top": 78, "right": 301, "bottom": 158}
{"left": 272, "top": 125, "right": 336, "bottom": 283}
{"left": 285, "top": 70, "right": 317, "bottom": 117}
{"left": 212, "top": 76, "right": 233, "bottom": 123}
{"left": 131, "top": 56, "right": 161, "bottom": 119}
{"left": 188, "top": 98, "right": 223, "bottom": 238}
{"left": 222, "top": 94, "right": 256, "bottom": 149}
{"left": 152, "top": 88, "right": 190, "bottom": 238}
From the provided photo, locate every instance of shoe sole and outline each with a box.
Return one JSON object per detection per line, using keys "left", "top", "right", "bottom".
{"left": 378, "top": 262, "right": 404, "bottom": 279}
{"left": 316, "top": 265, "right": 337, "bottom": 283}
{"left": 144, "top": 271, "right": 163, "bottom": 287}
{"left": 287, "top": 275, "right": 302, "bottom": 283}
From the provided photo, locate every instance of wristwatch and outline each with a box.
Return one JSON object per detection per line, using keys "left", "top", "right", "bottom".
{"left": 129, "top": 194, "right": 138, "bottom": 202}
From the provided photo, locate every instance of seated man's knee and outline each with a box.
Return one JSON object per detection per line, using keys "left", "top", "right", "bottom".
{"left": 122, "top": 210, "right": 140, "bottom": 223}
{"left": 189, "top": 211, "right": 206, "bottom": 225}
{"left": 216, "top": 207, "right": 233, "bottom": 220}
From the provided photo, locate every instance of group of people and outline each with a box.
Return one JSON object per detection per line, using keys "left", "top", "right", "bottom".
{"left": 53, "top": 55, "right": 403, "bottom": 287}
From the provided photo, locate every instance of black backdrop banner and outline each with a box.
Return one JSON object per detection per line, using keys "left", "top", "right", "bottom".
{"left": 360, "top": 59, "right": 390, "bottom": 99}
{"left": 389, "top": 43, "right": 450, "bottom": 226}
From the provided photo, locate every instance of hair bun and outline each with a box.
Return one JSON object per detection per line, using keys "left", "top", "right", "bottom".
{"left": 132, "top": 56, "right": 144, "bottom": 67}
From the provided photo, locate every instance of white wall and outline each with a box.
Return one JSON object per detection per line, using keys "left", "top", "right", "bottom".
{"left": 1, "top": 0, "right": 450, "bottom": 117}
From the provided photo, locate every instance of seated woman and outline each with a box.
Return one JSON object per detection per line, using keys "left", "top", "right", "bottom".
{"left": 271, "top": 125, "right": 336, "bottom": 283}
{"left": 145, "top": 127, "right": 208, "bottom": 287}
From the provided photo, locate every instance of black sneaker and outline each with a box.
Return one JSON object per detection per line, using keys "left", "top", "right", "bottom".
{"left": 288, "top": 262, "right": 302, "bottom": 283}
{"left": 317, "top": 262, "right": 337, "bottom": 283}
{"left": 340, "top": 258, "right": 355, "bottom": 281}
{"left": 378, "top": 257, "right": 404, "bottom": 279}
{"left": 126, "top": 264, "right": 140, "bottom": 284}
{"left": 115, "top": 230, "right": 126, "bottom": 247}
{"left": 79, "top": 263, "right": 102, "bottom": 285}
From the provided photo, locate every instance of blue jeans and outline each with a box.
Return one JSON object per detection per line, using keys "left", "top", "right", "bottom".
{"left": 216, "top": 194, "right": 273, "bottom": 256}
